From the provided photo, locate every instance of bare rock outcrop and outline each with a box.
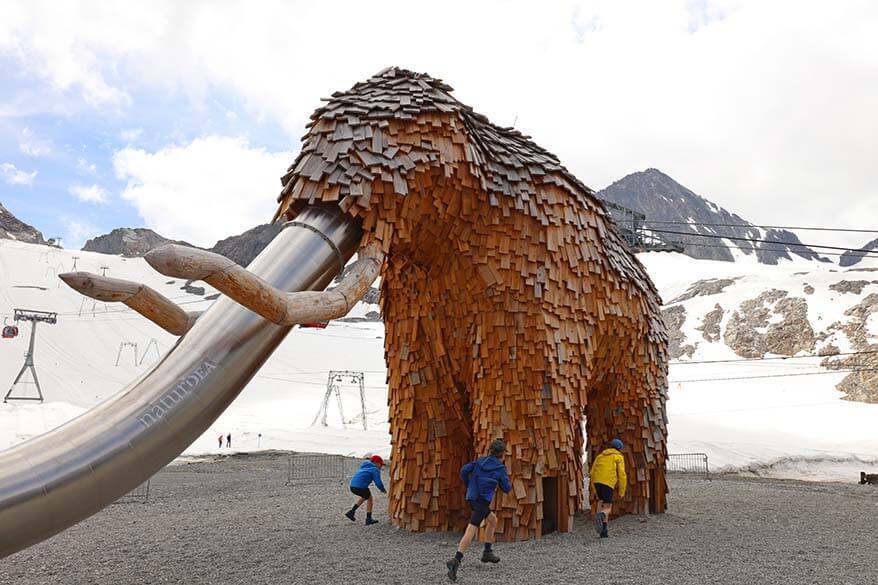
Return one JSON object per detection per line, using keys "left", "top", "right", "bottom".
{"left": 209, "top": 223, "right": 283, "bottom": 267}
{"left": 0, "top": 202, "right": 46, "bottom": 245}
{"left": 661, "top": 304, "right": 696, "bottom": 358}
{"left": 697, "top": 304, "right": 724, "bottom": 342}
{"left": 669, "top": 278, "right": 738, "bottom": 304}
{"left": 724, "top": 289, "right": 814, "bottom": 358}
{"left": 764, "top": 297, "right": 815, "bottom": 355}
{"left": 821, "top": 294, "right": 878, "bottom": 402}
{"left": 83, "top": 228, "right": 186, "bottom": 257}
{"left": 828, "top": 280, "right": 872, "bottom": 295}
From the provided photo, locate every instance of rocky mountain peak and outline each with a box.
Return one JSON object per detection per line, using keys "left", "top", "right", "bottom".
{"left": 839, "top": 237, "right": 878, "bottom": 268}
{"left": 209, "top": 223, "right": 283, "bottom": 267}
{"left": 597, "top": 169, "right": 828, "bottom": 265}
{"left": 0, "top": 202, "right": 47, "bottom": 245}
{"left": 81, "top": 228, "right": 185, "bottom": 257}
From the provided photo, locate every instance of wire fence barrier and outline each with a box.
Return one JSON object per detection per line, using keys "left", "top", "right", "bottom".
{"left": 667, "top": 453, "right": 710, "bottom": 480}
{"left": 285, "top": 454, "right": 348, "bottom": 486}
{"left": 114, "top": 480, "right": 151, "bottom": 504}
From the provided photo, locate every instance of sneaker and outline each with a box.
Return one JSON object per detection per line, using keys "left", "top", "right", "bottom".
{"left": 446, "top": 558, "right": 460, "bottom": 582}
{"left": 365, "top": 517, "right": 379, "bottom": 526}
{"left": 480, "top": 550, "right": 500, "bottom": 563}
{"left": 345, "top": 509, "right": 356, "bottom": 522}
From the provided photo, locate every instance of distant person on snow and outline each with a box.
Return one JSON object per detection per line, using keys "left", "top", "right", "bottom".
{"left": 589, "top": 438, "right": 627, "bottom": 538}
{"left": 226, "top": 433, "right": 232, "bottom": 448}
{"left": 445, "top": 439, "right": 511, "bottom": 582}
{"left": 345, "top": 455, "right": 386, "bottom": 525}
{"left": 218, "top": 434, "right": 223, "bottom": 448}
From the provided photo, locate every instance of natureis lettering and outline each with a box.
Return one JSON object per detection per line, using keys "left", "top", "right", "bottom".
{"left": 137, "top": 359, "right": 218, "bottom": 427}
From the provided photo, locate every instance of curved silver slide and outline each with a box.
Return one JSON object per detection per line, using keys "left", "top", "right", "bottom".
{"left": 0, "top": 204, "right": 362, "bottom": 558}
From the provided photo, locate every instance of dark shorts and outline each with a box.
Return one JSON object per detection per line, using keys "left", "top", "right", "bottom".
{"left": 467, "top": 499, "right": 493, "bottom": 527}
{"left": 350, "top": 486, "right": 372, "bottom": 500}
{"left": 594, "top": 482, "right": 614, "bottom": 503}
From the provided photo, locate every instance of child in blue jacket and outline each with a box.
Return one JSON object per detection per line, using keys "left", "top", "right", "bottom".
{"left": 345, "top": 455, "right": 386, "bottom": 525}
{"left": 446, "top": 439, "right": 511, "bottom": 582}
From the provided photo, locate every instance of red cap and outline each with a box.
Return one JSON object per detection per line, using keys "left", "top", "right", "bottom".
{"left": 370, "top": 455, "right": 385, "bottom": 467}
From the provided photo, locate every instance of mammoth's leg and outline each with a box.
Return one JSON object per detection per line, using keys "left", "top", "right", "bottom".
{"left": 586, "top": 330, "right": 668, "bottom": 516}
{"left": 467, "top": 308, "right": 586, "bottom": 542}
{"left": 59, "top": 272, "right": 198, "bottom": 335}
{"left": 383, "top": 260, "right": 473, "bottom": 533}
{"left": 145, "top": 241, "right": 384, "bottom": 325}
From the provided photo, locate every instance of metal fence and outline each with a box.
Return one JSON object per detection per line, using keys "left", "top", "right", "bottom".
{"left": 667, "top": 453, "right": 710, "bottom": 480}
{"left": 285, "top": 454, "right": 348, "bottom": 486}
{"left": 115, "top": 480, "right": 151, "bottom": 504}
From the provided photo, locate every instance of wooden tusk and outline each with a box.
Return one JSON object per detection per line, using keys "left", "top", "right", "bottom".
{"left": 142, "top": 242, "right": 384, "bottom": 326}
{"left": 59, "top": 272, "right": 196, "bottom": 336}
{"left": 146, "top": 244, "right": 290, "bottom": 322}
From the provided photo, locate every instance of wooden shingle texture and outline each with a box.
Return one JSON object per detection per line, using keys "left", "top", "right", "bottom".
{"left": 275, "top": 67, "right": 669, "bottom": 540}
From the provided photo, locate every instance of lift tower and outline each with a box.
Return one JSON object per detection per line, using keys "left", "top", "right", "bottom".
{"left": 4, "top": 309, "right": 58, "bottom": 403}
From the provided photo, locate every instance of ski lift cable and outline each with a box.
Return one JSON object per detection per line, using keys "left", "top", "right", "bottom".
{"left": 671, "top": 349, "right": 878, "bottom": 365}
{"left": 662, "top": 241, "right": 878, "bottom": 259}
{"left": 645, "top": 228, "right": 878, "bottom": 255}
{"left": 669, "top": 367, "right": 878, "bottom": 384}
{"left": 639, "top": 220, "right": 878, "bottom": 234}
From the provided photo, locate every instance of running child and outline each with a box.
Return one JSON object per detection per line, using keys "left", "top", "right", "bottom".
{"left": 345, "top": 455, "right": 386, "bottom": 525}
{"left": 446, "top": 439, "right": 511, "bottom": 582}
{"left": 589, "top": 438, "right": 627, "bottom": 538}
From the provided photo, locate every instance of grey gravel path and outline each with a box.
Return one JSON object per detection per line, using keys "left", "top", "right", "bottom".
{"left": 2, "top": 452, "right": 876, "bottom": 585}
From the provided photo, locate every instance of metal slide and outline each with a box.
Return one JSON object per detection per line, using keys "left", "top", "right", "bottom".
{"left": 0, "top": 205, "right": 362, "bottom": 559}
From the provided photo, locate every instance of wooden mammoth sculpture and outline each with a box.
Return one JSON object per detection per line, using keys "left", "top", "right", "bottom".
{"left": 276, "top": 68, "right": 669, "bottom": 540}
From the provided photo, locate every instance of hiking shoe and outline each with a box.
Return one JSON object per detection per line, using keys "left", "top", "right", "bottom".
{"left": 365, "top": 517, "right": 379, "bottom": 526}
{"left": 600, "top": 528, "right": 609, "bottom": 538}
{"left": 480, "top": 550, "right": 500, "bottom": 563}
{"left": 594, "top": 512, "right": 606, "bottom": 534}
{"left": 345, "top": 509, "right": 356, "bottom": 522}
{"left": 446, "top": 558, "right": 460, "bottom": 582}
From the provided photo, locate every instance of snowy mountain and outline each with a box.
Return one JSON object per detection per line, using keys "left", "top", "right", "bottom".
{"left": 840, "top": 237, "right": 878, "bottom": 267}
{"left": 0, "top": 202, "right": 46, "bottom": 245}
{"left": 597, "top": 169, "right": 828, "bottom": 264}
{"left": 0, "top": 240, "right": 875, "bottom": 481}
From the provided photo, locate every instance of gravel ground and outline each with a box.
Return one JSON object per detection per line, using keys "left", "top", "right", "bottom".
{"left": 3, "top": 452, "right": 876, "bottom": 585}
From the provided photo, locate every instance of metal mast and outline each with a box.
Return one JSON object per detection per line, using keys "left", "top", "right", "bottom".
{"left": 4, "top": 309, "right": 58, "bottom": 403}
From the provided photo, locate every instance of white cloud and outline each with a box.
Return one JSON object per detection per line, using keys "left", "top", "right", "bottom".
{"left": 120, "top": 128, "right": 142, "bottom": 142}
{"left": 62, "top": 217, "right": 101, "bottom": 249}
{"left": 0, "top": 162, "right": 37, "bottom": 186}
{"left": 19, "top": 127, "right": 51, "bottom": 156}
{"left": 113, "top": 136, "right": 293, "bottom": 246}
{"left": 76, "top": 157, "right": 97, "bottom": 174}
{"left": 1, "top": 1, "right": 877, "bottom": 247}
{"left": 69, "top": 183, "right": 108, "bottom": 203}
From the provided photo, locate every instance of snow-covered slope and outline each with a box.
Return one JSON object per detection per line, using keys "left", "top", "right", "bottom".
{"left": 641, "top": 251, "right": 878, "bottom": 479}
{"left": 0, "top": 239, "right": 388, "bottom": 458}
{"left": 1, "top": 240, "right": 875, "bottom": 482}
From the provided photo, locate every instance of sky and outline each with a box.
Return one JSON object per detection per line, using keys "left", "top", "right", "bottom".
{"left": 0, "top": 0, "right": 875, "bottom": 250}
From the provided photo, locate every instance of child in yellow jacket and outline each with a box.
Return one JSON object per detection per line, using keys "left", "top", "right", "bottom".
{"left": 589, "top": 438, "right": 627, "bottom": 538}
